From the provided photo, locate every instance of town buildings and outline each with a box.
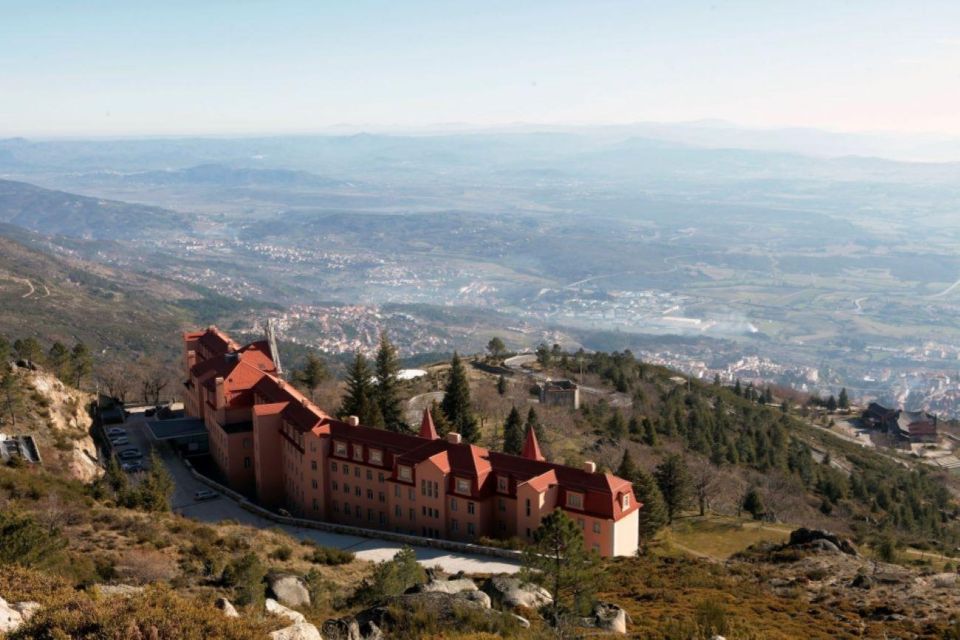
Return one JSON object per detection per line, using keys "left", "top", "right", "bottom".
{"left": 182, "top": 326, "right": 640, "bottom": 557}
{"left": 537, "top": 379, "right": 580, "bottom": 410}
{"left": 861, "top": 402, "right": 939, "bottom": 445}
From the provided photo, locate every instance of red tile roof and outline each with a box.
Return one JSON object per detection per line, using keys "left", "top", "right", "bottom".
{"left": 419, "top": 408, "right": 439, "bottom": 440}
{"left": 522, "top": 424, "right": 545, "bottom": 461}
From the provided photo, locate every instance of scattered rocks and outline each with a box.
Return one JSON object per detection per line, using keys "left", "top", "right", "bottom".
{"left": 269, "top": 574, "right": 311, "bottom": 608}
{"left": 215, "top": 596, "right": 239, "bottom": 618}
{"left": 268, "top": 622, "right": 323, "bottom": 640}
{"left": 12, "top": 601, "right": 40, "bottom": 622}
{"left": 930, "top": 573, "right": 958, "bottom": 589}
{"left": 407, "top": 577, "right": 478, "bottom": 595}
{"left": 266, "top": 598, "right": 306, "bottom": 624}
{"left": 480, "top": 575, "right": 553, "bottom": 609}
{"left": 457, "top": 590, "right": 492, "bottom": 608}
{"left": 93, "top": 584, "right": 146, "bottom": 597}
{"left": 579, "top": 601, "right": 629, "bottom": 635}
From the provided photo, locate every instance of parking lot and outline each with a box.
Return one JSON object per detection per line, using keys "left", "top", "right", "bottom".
{"left": 108, "top": 410, "right": 521, "bottom": 574}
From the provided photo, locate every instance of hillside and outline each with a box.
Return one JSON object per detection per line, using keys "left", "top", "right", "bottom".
{"left": 0, "top": 178, "right": 191, "bottom": 239}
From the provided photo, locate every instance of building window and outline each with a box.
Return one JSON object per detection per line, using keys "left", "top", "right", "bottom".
{"left": 333, "top": 481, "right": 338, "bottom": 491}
{"left": 451, "top": 498, "right": 458, "bottom": 511}
{"left": 311, "top": 460, "right": 317, "bottom": 471}
{"left": 498, "top": 498, "right": 506, "bottom": 512}
{"left": 398, "top": 465, "right": 412, "bottom": 481}
{"left": 379, "top": 492, "right": 385, "bottom": 503}
{"left": 354, "top": 467, "right": 360, "bottom": 478}
{"left": 343, "top": 464, "right": 349, "bottom": 475}
{"left": 456, "top": 477, "right": 470, "bottom": 495}
{"left": 497, "top": 475, "right": 508, "bottom": 493}
{"left": 331, "top": 462, "right": 338, "bottom": 472}
{"left": 353, "top": 445, "right": 364, "bottom": 461}
{"left": 370, "top": 449, "right": 383, "bottom": 465}
{"left": 409, "top": 508, "right": 415, "bottom": 521}
{"left": 243, "top": 457, "right": 251, "bottom": 469}
{"left": 408, "top": 488, "right": 416, "bottom": 501}
{"left": 355, "top": 486, "right": 361, "bottom": 497}
{"left": 593, "top": 522, "right": 601, "bottom": 534}
{"left": 566, "top": 492, "right": 583, "bottom": 510}
{"left": 312, "top": 479, "right": 318, "bottom": 489}
{"left": 367, "top": 489, "right": 374, "bottom": 500}
{"left": 368, "top": 508, "right": 374, "bottom": 521}
{"left": 467, "top": 501, "right": 475, "bottom": 515}
{"left": 312, "top": 499, "right": 319, "bottom": 511}
{"left": 242, "top": 438, "right": 252, "bottom": 449}
{"left": 451, "top": 519, "right": 459, "bottom": 531}
{"left": 622, "top": 494, "right": 630, "bottom": 509}
{"left": 592, "top": 543, "right": 600, "bottom": 553}
{"left": 467, "top": 522, "right": 475, "bottom": 536}
{"left": 395, "top": 505, "right": 401, "bottom": 517}
{"left": 378, "top": 472, "right": 385, "bottom": 483}
{"left": 394, "top": 485, "right": 401, "bottom": 498}
{"left": 334, "top": 441, "right": 347, "bottom": 456}
{"left": 343, "top": 483, "right": 350, "bottom": 494}
{"left": 333, "top": 501, "right": 339, "bottom": 513}
{"left": 367, "top": 469, "right": 373, "bottom": 480}
{"left": 525, "top": 499, "right": 531, "bottom": 517}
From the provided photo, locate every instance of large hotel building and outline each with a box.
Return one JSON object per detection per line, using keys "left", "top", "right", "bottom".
{"left": 183, "top": 326, "right": 640, "bottom": 557}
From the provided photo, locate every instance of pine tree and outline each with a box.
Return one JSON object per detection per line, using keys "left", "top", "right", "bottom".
{"left": 525, "top": 406, "right": 545, "bottom": 442}
{"left": 521, "top": 508, "right": 601, "bottom": 623}
{"left": 0, "top": 335, "right": 9, "bottom": 362}
{"left": 0, "top": 368, "right": 24, "bottom": 428}
{"left": 340, "top": 352, "right": 381, "bottom": 427}
{"left": 13, "top": 337, "right": 43, "bottom": 364}
{"left": 496, "top": 374, "right": 507, "bottom": 396}
{"left": 47, "top": 342, "right": 69, "bottom": 378}
{"left": 137, "top": 451, "right": 174, "bottom": 512}
{"left": 502, "top": 406, "right": 524, "bottom": 455}
{"left": 607, "top": 411, "right": 626, "bottom": 439}
{"left": 486, "top": 337, "right": 506, "bottom": 359}
{"left": 374, "top": 332, "right": 405, "bottom": 432}
{"left": 295, "top": 350, "right": 328, "bottom": 401}
{"left": 838, "top": 387, "right": 850, "bottom": 410}
{"left": 642, "top": 418, "right": 658, "bottom": 446}
{"left": 441, "top": 353, "right": 478, "bottom": 442}
{"left": 654, "top": 454, "right": 691, "bottom": 523}
{"left": 826, "top": 394, "right": 838, "bottom": 412}
{"left": 742, "top": 487, "right": 765, "bottom": 520}
{"left": 634, "top": 469, "right": 668, "bottom": 544}
{"left": 733, "top": 379, "right": 742, "bottom": 396}
{"left": 70, "top": 342, "right": 93, "bottom": 388}
{"left": 616, "top": 450, "right": 638, "bottom": 480}
{"left": 428, "top": 400, "right": 452, "bottom": 437}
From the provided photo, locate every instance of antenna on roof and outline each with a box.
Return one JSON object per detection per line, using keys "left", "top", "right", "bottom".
{"left": 265, "top": 318, "right": 284, "bottom": 377}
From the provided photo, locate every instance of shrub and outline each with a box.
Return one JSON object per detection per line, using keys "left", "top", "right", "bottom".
{"left": 221, "top": 552, "right": 266, "bottom": 606}
{"left": 306, "top": 545, "right": 354, "bottom": 566}
{"left": 0, "top": 510, "right": 66, "bottom": 568}
{"left": 352, "top": 546, "right": 426, "bottom": 605}
{"left": 269, "top": 545, "right": 293, "bottom": 561}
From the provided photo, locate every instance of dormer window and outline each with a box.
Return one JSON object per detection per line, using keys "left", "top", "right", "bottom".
{"left": 353, "top": 444, "right": 364, "bottom": 461}
{"left": 334, "top": 441, "right": 347, "bottom": 457}
{"left": 622, "top": 494, "right": 630, "bottom": 509}
{"left": 398, "top": 465, "right": 412, "bottom": 481}
{"left": 456, "top": 477, "right": 471, "bottom": 495}
{"left": 369, "top": 449, "right": 383, "bottom": 465}
{"left": 497, "top": 475, "right": 509, "bottom": 493}
{"left": 566, "top": 492, "right": 583, "bottom": 510}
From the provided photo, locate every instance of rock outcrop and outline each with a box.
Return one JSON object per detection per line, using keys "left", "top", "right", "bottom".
{"left": 215, "top": 596, "right": 239, "bottom": 618}
{"left": 786, "top": 528, "right": 858, "bottom": 556}
{"left": 266, "top": 598, "right": 306, "bottom": 624}
{"left": 580, "top": 601, "right": 629, "bottom": 634}
{"left": 269, "top": 574, "right": 311, "bottom": 608}
{"left": 480, "top": 575, "right": 553, "bottom": 609}
{"left": 1, "top": 597, "right": 25, "bottom": 634}
{"left": 406, "top": 577, "right": 478, "bottom": 596}
{"left": 268, "top": 622, "right": 323, "bottom": 640}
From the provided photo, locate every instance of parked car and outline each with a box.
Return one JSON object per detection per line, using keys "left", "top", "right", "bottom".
{"left": 109, "top": 436, "right": 129, "bottom": 446}
{"left": 118, "top": 449, "right": 143, "bottom": 460}
{"left": 121, "top": 462, "right": 144, "bottom": 473}
{"left": 193, "top": 489, "right": 218, "bottom": 501}
{"left": 106, "top": 427, "right": 125, "bottom": 437}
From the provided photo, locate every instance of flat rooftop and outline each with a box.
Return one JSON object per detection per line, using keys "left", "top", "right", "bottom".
{"left": 147, "top": 417, "right": 208, "bottom": 440}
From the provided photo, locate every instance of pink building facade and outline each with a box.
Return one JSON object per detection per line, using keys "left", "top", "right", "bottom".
{"left": 183, "top": 327, "right": 641, "bottom": 557}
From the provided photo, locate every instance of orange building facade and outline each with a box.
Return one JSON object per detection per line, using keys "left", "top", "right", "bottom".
{"left": 182, "top": 326, "right": 641, "bottom": 557}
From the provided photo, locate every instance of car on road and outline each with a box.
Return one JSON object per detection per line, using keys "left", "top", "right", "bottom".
{"left": 106, "top": 427, "right": 125, "bottom": 437}
{"left": 121, "top": 462, "right": 144, "bottom": 473}
{"left": 109, "top": 436, "right": 130, "bottom": 446}
{"left": 117, "top": 449, "right": 143, "bottom": 460}
{"left": 193, "top": 489, "right": 219, "bottom": 501}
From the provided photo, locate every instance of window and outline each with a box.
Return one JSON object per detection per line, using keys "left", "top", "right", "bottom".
{"left": 451, "top": 498, "right": 458, "bottom": 511}
{"left": 366, "top": 469, "right": 372, "bottom": 480}
{"left": 370, "top": 449, "right": 383, "bottom": 465}
{"left": 311, "top": 460, "right": 317, "bottom": 471}
{"left": 368, "top": 508, "right": 374, "bottom": 521}
{"left": 467, "top": 522, "right": 475, "bottom": 535}
{"left": 331, "top": 461, "right": 338, "bottom": 472}
{"left": 333, "top": 481, "right": 339, "bottom": 491}
{"left": 498, "top": 498, "right": 506, "bottom": 512}
{"left": 334, "top": 441, "right": 347, "bottom": 456}
{"left": 379, "top": 492, "right": 385, "bottom": 503}
{"left": 243, "top": 457, "right": 251, "bottom": 469}
{"left": 578, "top": 519, "right": 585, "bottom": 529}
{"left": 242, "top": 438, "right": 252, "bottom": 449}
{"left": 456, "top": 477, "right": 471, "bottom": 495}
{"left": 344, "top": 502, "right": 350, "bottom": 515}
{"left": 343, "top": 483, "right": 350, "bottom": 494}
{"left": 566, "top": 492, "right": 583, "bottom": 510}
{"left": 353, "top": 445, "right": 364, "bottom": 461}
{"left": 497, "top": 475, "right": 509, "bottom": 493}
{"left": 593, "top": 522, "right": 601, "bottom": 534}
{"left": 333, "top": 501, "right": 339, "bottom": 513}
{"left": 354, "top": 467, "right": 360, "bottom": 478}
{"left": 312, "top": 498, "right": 318, "bottom": 511}
{"left": 592, "top": 543, "right": 600, "bottom": 553}
{"left": 398, "top": 465, "right": 412, "bottom": 481}
{"left": 394, "top": 485, "right": 401, "bottom": 498}
{"left": 367, "top": 489, "right": 373, "bottom": 500}
{"left": 467, "top": 501, "right": 475, "bottom": 515}
{"left": 451, "top": 519, "right": 459, "bottom": 531}
{"left": 343, "top": 464, "right": 349, "bottom": 475}
{"left": 622, "top": 494, "right": 631, "bottom": 509}
{"left": 311, "top": 479, "right": 318, "bottom": 489}
{"left": 409, "top": 508, "right": 415, "bottom": 521}
{"left": 394, "top": 505, "right": 401, "bottom": 517}
{"left": 408, "top": 488, "right": 416, "bottom": 501}
{"left": 355, "top": 486, "right": 361, "bottom": 497}
{"left": 525, "top": 499, "right": 531, "bottom": 517}
{"left": 378, "top": 472, "right": 385, "bottom": 483}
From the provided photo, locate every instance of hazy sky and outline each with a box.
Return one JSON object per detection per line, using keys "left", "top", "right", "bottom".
{"left": 3, "top": 0, "right": 960, "bottom": 136}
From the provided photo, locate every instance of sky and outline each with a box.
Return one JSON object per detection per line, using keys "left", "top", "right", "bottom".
{"left": 2, "top": 0, "right": 960, "bottom": 137}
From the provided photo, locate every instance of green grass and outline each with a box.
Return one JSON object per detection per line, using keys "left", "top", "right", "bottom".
{"left": 662, "top": 515, "right": 793, "bottom": 561}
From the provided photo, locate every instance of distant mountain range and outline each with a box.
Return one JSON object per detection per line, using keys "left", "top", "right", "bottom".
{"left": 0, "top": 178, "right": 192, "bottom": 239}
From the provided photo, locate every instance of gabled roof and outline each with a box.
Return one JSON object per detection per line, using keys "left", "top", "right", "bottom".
{"left": 419, "top": 408, "right": 439, "bottom": 440}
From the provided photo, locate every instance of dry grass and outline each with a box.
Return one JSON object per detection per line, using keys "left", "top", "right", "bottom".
{"left": 663, "top": 515, "right": 793, "bottom": 560}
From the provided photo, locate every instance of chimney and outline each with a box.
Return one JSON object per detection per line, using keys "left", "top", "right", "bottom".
{"left": 346, "top": 415, "right": 360, "bottom": 427}
{"left": 186, "top": 349, "right": 197, "bottom": 370}
{"left": 214, "top": 376, "right": 225, "bottom": 409}
{"left": 582, "top": 460, "right": 597, "bottom": 474}
{"left": 446, "top": 432, "right": 462, "bottom": 444}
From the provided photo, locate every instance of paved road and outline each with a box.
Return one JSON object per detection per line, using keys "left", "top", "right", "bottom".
{"left": 117, "top": 410, "right": 520, "bottom": 574}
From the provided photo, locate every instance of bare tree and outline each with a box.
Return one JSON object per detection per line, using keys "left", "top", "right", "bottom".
{"left": 692, "top": 463, "right": 720, "bottom": 517}
{"left": 98, "top": 362, "right": 133, "bottom": 404}
{"left": 140, "top": 366, "right": 173, "bottom": 406}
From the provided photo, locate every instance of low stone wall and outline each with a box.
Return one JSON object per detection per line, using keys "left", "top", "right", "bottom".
{"left": 181, "top": 458, "right": 522, "bottom": 562}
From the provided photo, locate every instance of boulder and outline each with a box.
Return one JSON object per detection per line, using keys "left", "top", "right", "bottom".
{"left": 215, "top": 596, "right": 239, "bottom": 618}
{"left": 12, "top": 601, "right": 40, "bottom": 622}
{"left": 266, "top": 598, "right": 306, "bottom": 624}
{"left": 457, "top": 590, "right": 492, "bottom": 608}
{"left": 931, "top": 573, "right": 958, "bottom": 589}
{"left": 481, "top": 575, "right": 552, "bottom": 610}
{"left": 0, "top": 597, "right": 25, "bottom": 634}
{"left": 269, "top": 622, "right": 323, "bottom": 640}
{"left": 850, "top": 574, "right": 873, "bottom": 590}
{"left": 510, "top": 613, "right": 531, "bottom": 628}
{"left": 580, "top": 601, "right": 629, "bottom": 635}
{"left": 269, "top": 574, "right": 311, "bottom": 608}
{"left": 787, "top": 528, "right": 858, "bottom": 556}
{"left": 407, "top": 577, "right": 478, "bottom": 595}
{"left": 93, "top": 584, "right": 145, "bottom": 597}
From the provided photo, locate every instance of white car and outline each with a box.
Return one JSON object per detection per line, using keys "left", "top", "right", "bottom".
{"left": 110, "top": 436, "right": 130, "bottom": 446}
{"left": 107, "top": 427, "right": 125, "bottom": 437}
{"left": 118, "top": 449, "right": 143, "bottom": 460}
{"left": 193, "top": 489, "right": 218, "bottom": 501}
